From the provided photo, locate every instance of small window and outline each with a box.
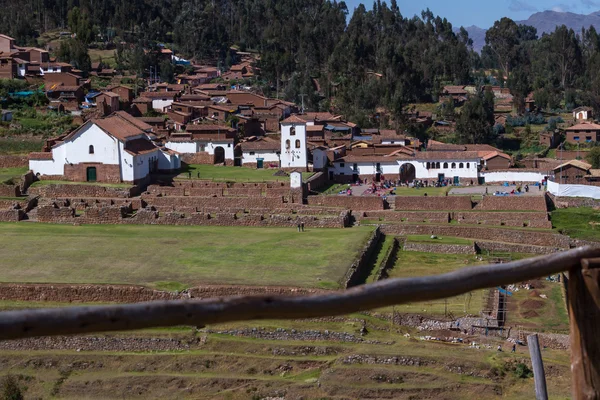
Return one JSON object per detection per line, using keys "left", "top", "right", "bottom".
{"left": 436, "top": 162, "right": 441, "bottom": 169}
{"left": 353, "top": 163, "right": 358, "bottom": 171}
{"left": 228, "top": 143, "right": 231, "bottom": 147}
{"left": 285, "top": 139, "right": 290, "bottom": 149}
{"left": 295, "top": 139, "right": 301, "bottom": 149}
{"left": 390, "top": 141, "right": 395, "bottom": 144}
{"left": 466, "top": 163, "right": 470, "bottom": 168}
{"left": 459, "top": 163, "right": 464, "bottom": 168}
{"left": 443, "top": 162, "right": 448, "bottom": 169}
{"left": 200, "top": 145, "right": 205, "bottom": 151}
{"left": 426, "top": 162, "right": 431, "bottom": 169}
{"left": 290, "top": 127, "right": 296, "bottom": 136}
{"left": 576, "top": 175, "right": 584, "bottom": 179}
{"left": 340, "top": 163, "right": 345, "bottom": 168}
{"left": 249, "top": 152, "right": 255, "bottom": 155}
{"left": 574, "top": 136, "right": 580, "bottom": 141}
{"left": 89, "top": 145, "right": 94, "bottom": 154}
{"left": 451, "top": 162, "right": 456, "bottom": 168}
{"left": 587, "top": 136, "right": 592, "bottom": 142}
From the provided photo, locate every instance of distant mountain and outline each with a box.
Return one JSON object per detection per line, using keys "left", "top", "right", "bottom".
{"left": 460, "top": 10, "right": 600, "bottom": 53}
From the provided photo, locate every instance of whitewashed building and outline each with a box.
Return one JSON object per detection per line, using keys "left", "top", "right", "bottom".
{"left": 280, "top": 115, "right": 308, "bottom": 169}
{"left": 29, "top": 111, "right": 180, "bottom": 184}
{"left": 238, "top": 137, "right": 281, "bottom": 168}
{"left": 166, "top": 135, "right": 235, "bottom": 164}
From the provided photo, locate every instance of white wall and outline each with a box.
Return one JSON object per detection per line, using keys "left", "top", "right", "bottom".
{"left": 152, "top": 99, "right": 174, "bottom": 112}
{"left": 411, "top": 159, "right": 480, "bottom": 180}
{"left": 205, "top": 141, "right": 234, "bottom": 160}
{"left": 312, "top": 149, "right": 328, "bottom": 170}
{"left": 29, "top": 159, "right": 64, "bottom": 176}
{"left": 165, "top": 141, "right": 198, "bottom": 153}
{"left": 280, "top": 123, "right": 307, "bottom": 168}
{"left": 381, "top": 139, "right": 407, "bottom": 145}
{"left": 158, "top": 151, "right": 181, "bottom": 171}
{"left": 481, "top": 170, "right": 546, "bottom": 183}
{"left": 331, "top": 161, "right": 399, "bottom": 176}
{"left": 120, "top": 147, "right": 135, "bottom": 181}
{"left": 242, "top": 150, "right": 280, "bottom": 165}
{"left": 548, "top": 180, "right": 600, "bottom": 199}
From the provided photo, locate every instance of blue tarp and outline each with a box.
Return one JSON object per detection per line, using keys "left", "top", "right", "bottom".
{"left": 325, "top": 124, "right": 350, "bottom": 132}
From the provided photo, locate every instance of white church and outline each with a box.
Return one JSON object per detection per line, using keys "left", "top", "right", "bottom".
{"left": 29, "top": 112, "right": 181, "bottom": 184}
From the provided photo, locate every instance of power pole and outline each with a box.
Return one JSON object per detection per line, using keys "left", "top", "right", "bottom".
{"left": 299, "top": 94, "right": 307, "bottom": 114}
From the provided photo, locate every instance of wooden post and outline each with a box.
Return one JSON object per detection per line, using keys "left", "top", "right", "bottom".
{"left": 527, "top": 334, "right": 548, "bottom": 400}
{"left": 569, "top": 258, "right": 600, "bottom": 400}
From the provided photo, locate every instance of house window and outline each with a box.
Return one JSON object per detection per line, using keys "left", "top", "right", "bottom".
{"left": 451, "top": 162, "right": 456, "bottom": 168}
{"left": 574, "top": 136, "right": 580, "bottom": 141}
{"left": 376, "top": 163, "right": 381, "bottom": 172}
{"left": 295, "top": 139, "right": 301, "bottom": 149}
{"left": 576, "top": 175, "right": 584, "bottom": 179}
{"left": 443, "top": 162, "right": 448, "bottom": 169}
{"left": 459, "top": 163, "right": 464, "bottom": 168}
{"left": 353, "top": 163, "right": 358, "bottom": 171}
{"left": 436, "top": 162, "right": 441, "bottom": 169}
{"left": 340, "top": 163, "right": 345, "bottom": 168}
{"left": 200, "top": 145, "right": 205, "bottom": 151}
{"left": 290, "top": 127, "right": 296, "bottom": 136}
{"left": 249, "top": 152, "right": 255, "bottom": 155}
{"left": 390, "top": 141, "right": 395, "bottom": 144}
{"left": 285, "top": 139, "right": 290, "bottom": 149}
{"left": 587, "top": 136, "right": 592, "bottom": 142}
{"left": 228, "top": 143, "right": 231, "bottom": 147}
{"left": 89, "top": 145, "right": 94, "bottom": 154}
{"left": 426, "top": 162, "right": 431, "bottom": 169}
{"left": 466, "top": 163, "right": 470, "bottom": 168}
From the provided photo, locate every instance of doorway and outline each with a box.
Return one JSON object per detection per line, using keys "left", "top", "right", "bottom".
{"left": 438, "top": 173, "right": 445, "bottom": 183}
{"left": 86, "top": 167, "right": 97, "bottom": 182}
{"left": 399, "top": 163, "right": 416, "bottom": 183}
{"left": 257, "top": 158, "right": 264, "bottom": 169}
{"left": 214, "top": 147, "right": 225, "bottom": 164}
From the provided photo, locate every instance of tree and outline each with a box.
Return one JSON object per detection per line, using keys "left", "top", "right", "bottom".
{"left": 456, "top": 91, "right": 496, "bottom": 144}
{"left": 586, "top": 146, "right": 600, "bottom": 168}
{"left": 159, "top": 60, "right": 175, "bottom": 84}
{"left": 484, "top": 18, "right": 521, "bottom": 80}
{"left": 57, "top": 39, "right": 91, "bottom": 72}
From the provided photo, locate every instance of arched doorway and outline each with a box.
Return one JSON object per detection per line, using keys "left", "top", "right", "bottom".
{"left": 214, "top": 146, "right": 225, "bottom": 164}
{"left": 399, "top": 163, "right": 416, "bottom": 183}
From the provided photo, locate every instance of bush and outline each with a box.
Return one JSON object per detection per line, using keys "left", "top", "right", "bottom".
{"left": 514, "top": 363, "right": 533, "bottom": 379}
{"left": 506, "top": 113, "right": 546, "bottom": 127}
{"left": 1, "top": 375, "right": 24, "bottom": 400}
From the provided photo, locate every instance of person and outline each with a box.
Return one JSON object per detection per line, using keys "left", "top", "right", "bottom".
{"left": 497, "top": 345, "right": 502, "bottom": 352}
{"left": 188, "top": 171, "right": 192, "bottom": 179}
{"left": 297, "top": 223, "right": 301, "bottom": 232}
{"left": 538, "top": 182, "right": 542, "bottom": 191}
{"left": 525, "top": 184, "right": 529, "bottom": 193}
{"left": 424, "top": 193, "right": 428, "bottom": 197}
{"left": 485, "top": 187, "right": 488, "bottom": 195}
{"left": 301, "top": 222, "right": 305, "bottom": 232}
{"left": 197, "top": 172, "right": 200, "bottom": 178}
{"left": 512, "top": 343, "right": 516, "bottom": 353}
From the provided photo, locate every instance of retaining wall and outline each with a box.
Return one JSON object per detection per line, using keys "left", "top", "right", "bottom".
{"left": 307, "top": 195, "right": 385, "bottom": 210}
{"left": 475, "top": 241, "right": 561, "bottom": 254}
{"left": 0, "top": 155, "right": 28, "bottom": 168}
{"left": 403, "top": 242, "right": 476, "bottom": 254}
{"left": 0, "top": 185, "right": 20, "bottom": 197}
{"left": 0, "top": 209, "right": 24, "bottom": 221}
{"left": 342, "top": 227, "right": 382, "bottom": 288}
{"left": 474, "top": 196, "right": 547, "bottom": 212}
{"left": 380, "top": 224, "right": 570, "bottom": 248}
{"left": 395, "top": 196, "right": 473, "bottom": 211}
{"left": 29, "top": 184, "right": 139, "bottom": 199}
{"left": 359, "top": 211, "right": 450, "bottom": 224}
{"left": 374, "top": 237, "right": 401, "bottom": 281}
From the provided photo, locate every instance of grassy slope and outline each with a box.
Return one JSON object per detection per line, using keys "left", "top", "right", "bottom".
{"left": 551, "top": 207, "right": 600, "bottom": 241}
{"left": 0, "top": 138, "right": 44, "bottom": 155}
{"left": 0, "top": 167, "right": 28, "bottom": 183}
{"left": 0, "top": 223, "right": 373, "bottom": 289}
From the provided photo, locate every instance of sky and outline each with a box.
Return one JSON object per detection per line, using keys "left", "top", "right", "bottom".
{"left": 343, "top": 0, "right": 600, "bottom": 29}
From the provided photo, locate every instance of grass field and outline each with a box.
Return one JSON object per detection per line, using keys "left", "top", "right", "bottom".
{"left": 506, "top": 281, "right": 569, "bottom": 333}
{"left": 178, "top": 164, "right": 313, "bottom": 182}
{"left": 0, "top": 224, "right": 373, "bottom": 289}
{"left": 552, "top": 207, "right": 600, "bottom": 241}
{"left": 0, "top": 167, "right": 28, "bottom": 184}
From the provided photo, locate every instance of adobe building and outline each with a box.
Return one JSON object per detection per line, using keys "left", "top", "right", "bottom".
{"left": 564, "top": 122, "right": 600, "bottom": 145}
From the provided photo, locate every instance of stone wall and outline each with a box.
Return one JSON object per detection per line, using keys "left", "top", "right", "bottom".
{"left": 305, "top": 172, "right": 328, "bottom": 192}
{"left": 474, "top": 196, "right": 547, "bottom": 212}
{"left": 359, "top": 211, "right": 450, "bottom": 224}
{"left": 181, "top": 153, "right": 213, "bottom": 165}
{"left": 395, "top": 196, "right": 473, "bottom": 211}
{"left": 380, "top": 224, "right": 570, "bottom": 248}
{"left": 403, "top": 242, "right": 476, "bottom": 254}
{"left": 342, "top": 227, "right": 382, "bottom": 288}
{"left": 0, "top": 155, "right": 28, "bottom": 168}
{"left": 63, "top": 163, "right": 122, "bottom": 183}
{"left": 374, "top": 237, "right": 401, "bottom": 281}
{"left": 0, "top": 283, "right": 325, "bottom": 303}
{"left": 548, "top": 193, "right": 600, "bottom": 209}
{"left": 0, "top": 209, "right": 24, "bottom": 221}
{"left": 37, "top": 204, "right": 75, "bottom": 222}
{"left": 19, "top": 170, "right": 35, "bottom": 194}
{"left": 29, "top": 184, "right": 138, "bottom": 198}
{"left": 475, "top": 241, "right": 559, "bottom": 254}
{"left": 454, "top": 211, "right": 551, "bottom": 229}
{"left": 0, "top": 185, "right": 19, "bottom": 197}
{"left": 307, "top": 195, "right": 385, "bottom": 210}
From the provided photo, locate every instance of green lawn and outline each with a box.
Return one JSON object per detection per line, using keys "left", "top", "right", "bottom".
{"left": 0, "top": 223, "right": 373, "bottom": 289}
{"left": 0, "top": 137, "right": 44, "bottom": 155}
{"left": 405, "top": 235, "right": 474, "bottom": 245}
{"left": 178, "top": 164, "right": 313, "bottom": 182}
{"left": 551, "top": 207, "right": 600, "bottom": 241}
{"left": 0, "top": 167, "right": 28, "bottom": 184}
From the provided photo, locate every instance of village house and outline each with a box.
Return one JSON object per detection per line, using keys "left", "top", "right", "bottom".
{"left": 553, "top": 160, "right": 600, "bottom": 186}
{"left": 139, "top": 91, "right": 177, "bottom": 112}
{"left": 564, "top": 122, "right": 600, "bottom": 145}
{"left": 540, "top": 130, "right": 562, "bottom": 148}
{"left": 573, "top": 106, "right": 593, "bottom": 121}
{"left": 166, "top": 124, "right": 236, "bottom": 164}
{"left": 96, "top": 91, "right": 120, "bottom": 114}
{"left": 105, "top": 85, "right": 134, "bottom": 104}
{"left": 29, "top": 111, "right": 180, "bottom": 183}
{"left": 440, "top": 85, "right": 468, "bottom": 106}
{"left": 238, "top": 137, "right": 281, "bottom": 168}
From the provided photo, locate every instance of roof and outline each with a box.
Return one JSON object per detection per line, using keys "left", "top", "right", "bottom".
{"left": 138, "top": 117, "right": 166, "bottom": 124}
{"left": 139, "top": 91, "right": 177, "bottom": 99}
{"left": 415, "top": 151, "right": 481, "bottom": 161}
{"left": 306, "top": 125, "right": 325, "bottom": 132}
{"left": 281, "top": 115, "right": 307, "bottom": 125}
{"left": 443, "top": 85, "right": 467, "bottom": 94}
{"left": 573, "top": 106, "right": 593, "bottom": 112}
{"left": 483, "top": 151, "right": 511, "bottom": 161}
{"left": 99, "top": 91, "right": 119, "bottom": 98}
{"left": 186, "top": 124, "right": 234, "bottom": 132}
{"left": 565, "top": 122, "right": 600, "bottom": 131}
{"left": 133, "top": 96, "right": 152, "bottom": 103}
{"left": 587, "top": 169, "right": 600, "bottom": 177}
{"left": 114, "top": 111, "right": 153, "bottom": 131}
{"left": 427, "top": 142, "right": 466, "bottom": 151}
{"left": 75, "top": 112, "right": 151, "bottom": 142}
{"left": 339, "top": 155, "right": 403, "bottom": 163}
{"left": 53, "top": 86, "right": 82, "bottom": 92}
{"left": 0, "top": 34, "right": 15, "bottom": 41}
{"left": 208, "top": 104, "right": 236, "bottom": 112}
{"left": 554, "top": 159, "right": 592, "bottom": 171}
{"left": 28, "top": 152, "right": 53, "bottom": 160}
{"left": 124, "top": 138, "right": 159, "bottom": 155}
{"left": 379, "top": 129, "right": 409, "bottom": 139}
{"left": 241, "top": 137, "right": 280, "bottom": 151}
{"left": 299, "top": 112, "right": 340, "bottom": 122}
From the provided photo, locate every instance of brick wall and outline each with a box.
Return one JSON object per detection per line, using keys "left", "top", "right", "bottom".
{"left": 475, "top": 241, "right": 560, "bottom": 255}
{"left": 342, "top": 227, "right": 382, "bottom": 288}
{"left": 359, "top": 211, "right": 450, "bottom": 224}
{"left": 306, "top": 172, "right": 328, "bottom": 192}
{"left": 37, "top": 204, "right": 75, "bottom": 222}
{"left": 181, "top": 153, "right": 214, "bottom": 165}
{"left": 0, "top": 155, "right": 28, "bottom": 168}
{"left": 307, "top": 195, "right": 385, "bottom": 210}
{"left": 455, "top": 211, "right": 551, "bottom": 228}
{"left": 548, "top": 194, "right": 600, "bottom": 209}
{"left": 474, "top": 196, "right": 547, "bottom": 212}
{"left": 380, "top": 224, "right": 570, "bottom": 248}
{"left": 395, "top": 196, "right": 473, "bottom": 211}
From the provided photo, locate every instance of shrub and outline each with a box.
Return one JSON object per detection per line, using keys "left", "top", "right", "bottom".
{"left": 1, "top": 375, "right": 24, "bottom": 400}
{"left": 514, "top": 363, "right": 533, "bottom": 379}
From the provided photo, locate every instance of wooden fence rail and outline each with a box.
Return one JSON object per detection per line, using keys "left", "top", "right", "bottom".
{"left": 0, "top": 246, "right": 599, "bottom": 398}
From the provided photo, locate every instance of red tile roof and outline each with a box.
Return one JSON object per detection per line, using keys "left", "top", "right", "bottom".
{"left": 281, "top": 115, "right": 307, "bottom": 124}
{"left": 124, "top": 138, "right": 159, "bottom": 155}
{"left": 29, "top": 152, "right": 53, "bottom": 160}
